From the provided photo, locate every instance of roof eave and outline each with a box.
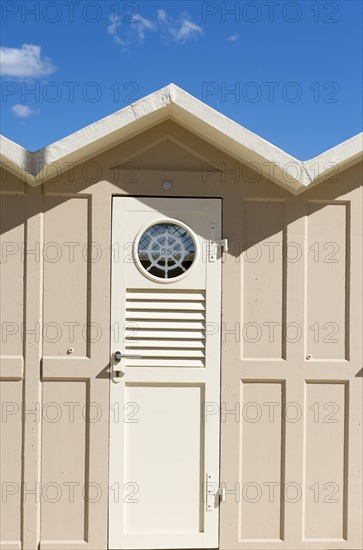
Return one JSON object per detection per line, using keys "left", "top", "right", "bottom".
{"left": 0, "top": 84, "right": 361, "bottom": 194}
{"left": 302, "top": 133, "right": 363, "bottom": 190}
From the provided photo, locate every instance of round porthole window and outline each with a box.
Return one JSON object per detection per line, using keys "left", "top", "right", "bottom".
{"left": 135, "top": 220, "right": 197, "bottom": 281}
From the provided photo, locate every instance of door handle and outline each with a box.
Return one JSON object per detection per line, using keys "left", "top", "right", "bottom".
{"left": 113, "top": 351, "right": 142, "bottom": 362}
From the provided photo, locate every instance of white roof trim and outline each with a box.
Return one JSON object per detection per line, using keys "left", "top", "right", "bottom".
{"left": 1, "top": 84, "right": 362, "bottom": 194}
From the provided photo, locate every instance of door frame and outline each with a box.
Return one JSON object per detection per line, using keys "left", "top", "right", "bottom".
{"left": 108, "top": 196, "right": 223, "bottom": 549}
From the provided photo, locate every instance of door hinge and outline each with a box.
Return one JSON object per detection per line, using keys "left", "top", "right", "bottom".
{"left": 217, "top": 238, "right": 229, "bottom": 252}
{"left": 205, "top": 474, "right": 225, "bottom": 510}
{"left": 208, "top": 224, "right": 229, "bottom": 262}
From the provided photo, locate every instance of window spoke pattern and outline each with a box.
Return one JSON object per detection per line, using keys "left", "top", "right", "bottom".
{"left": 137, "top": 223, "right": 195, "bottom": 279}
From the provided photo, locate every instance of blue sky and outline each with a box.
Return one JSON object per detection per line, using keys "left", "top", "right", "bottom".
{"left": 0, "top": 0, "right": 362, "bottom": 159}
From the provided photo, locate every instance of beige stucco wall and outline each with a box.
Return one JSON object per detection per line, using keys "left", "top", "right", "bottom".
{"left": 0, "top": 120, "right": 362, "bottom": 550}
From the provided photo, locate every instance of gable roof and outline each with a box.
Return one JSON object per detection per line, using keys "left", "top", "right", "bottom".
{"left": 1, "top": 83, "right": 362, "bottom": 194}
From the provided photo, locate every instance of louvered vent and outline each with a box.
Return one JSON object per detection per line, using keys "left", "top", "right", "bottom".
{"left": 124, "top": 289, "right": 206, "bottom": 367}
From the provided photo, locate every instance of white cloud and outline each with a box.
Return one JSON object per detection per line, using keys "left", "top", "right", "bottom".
{"left": 108, "top": 9, "right": 203, "bottom": 48}
{"left": 132, "top": 14, "right": 156, "bottom": 43}
{"left": 107, "top": 14, "right": 125, "bottom": 45}
{"left": 227, "top": 33, "right": 240, "bottom": 41}
{"left": 107, "top": 12, "right": 155, "bottom": 46}
{"left": 107, "top": 13, "right": 120, "bottom": 35}
{"left": 0, "top": 44, "right": 55, "bottom": 77}
{"left": 12, "top": 104, "right": 35, "bottom": 118}
{"left": 157, "top": 10, "right": 203, "bottom": 43}
{"left": 157, "top": 9, "right": 167, "bottom": 22}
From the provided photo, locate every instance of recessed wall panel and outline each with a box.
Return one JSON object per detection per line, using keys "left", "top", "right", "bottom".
{"left": 43, "top": 197, "right": 89, "bottom": 357}
{"left": 0, "top": 380, "right": 22, "bottom": 545}
{"left": 306, "top": 203, "right": 348, "bottom": 360}
{"left": 242, "top": 200, "right": 285, "bottom": 359}
{"left": 0, "top": 195, "right": 25, "bottom": 356}
{"left": 240, "top": 381, "right": 284, "bottom": 540}
{"left": 41, "top": 381, "right": 88, "bottom": 542}
{"left": 304, "top": 382, "right": 347, "bottom": 539}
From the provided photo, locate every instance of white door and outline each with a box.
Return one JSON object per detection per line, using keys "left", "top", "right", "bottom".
{"left": 109, "top": 197, "right": 222, "bottom": 549}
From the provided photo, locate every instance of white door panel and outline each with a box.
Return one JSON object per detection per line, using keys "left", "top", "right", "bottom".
{"left": 109, "top": 198, "right": 222, "bottom": 549}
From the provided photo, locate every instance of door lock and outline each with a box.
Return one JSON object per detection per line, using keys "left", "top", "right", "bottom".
{"left": 112, "top": 351, "right": 142, "bottom": 381}
{"left": 114, "top": 350, "right": 122, "bottom": 362}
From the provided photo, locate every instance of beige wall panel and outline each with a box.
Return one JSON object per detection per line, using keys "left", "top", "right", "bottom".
{"left": 41, "top": 380, "right": 88, "bottom": 543}
{"left": 239, "top": 382, "right": 284, "bottom": 541}
{"left": 242, "top": 200, "right": 286, "bottom": 359}
{"left": 115, "top": 137, "right": 209, "bottom": 171}
{"left": 304, "top": 382, "right": 347, "bottom": 540}
{"left": 0, "top": 126, "right": 361, "bottom": 550}
{"left": 220, "top": 163, "right": 361, "bottom": 549}
{"left": 0, "top": 169, "right": 25, "bottom": 192}
{"left": 0, "top": 195, "right": 25, "bottom": 358}
{"left": 40, "top": 186, "right": 110, "bottom": 550}
{"left": 306, "top": 202, "right": 348, "bottom": 360}
{"left": 43, "top": 196, "right": 89, "bottom": 357}
{"left": 0, "top": 380, "right": 22, "bottom": 548}
{"left": 108, "top": 120, "right": 234, "bottom": 173}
